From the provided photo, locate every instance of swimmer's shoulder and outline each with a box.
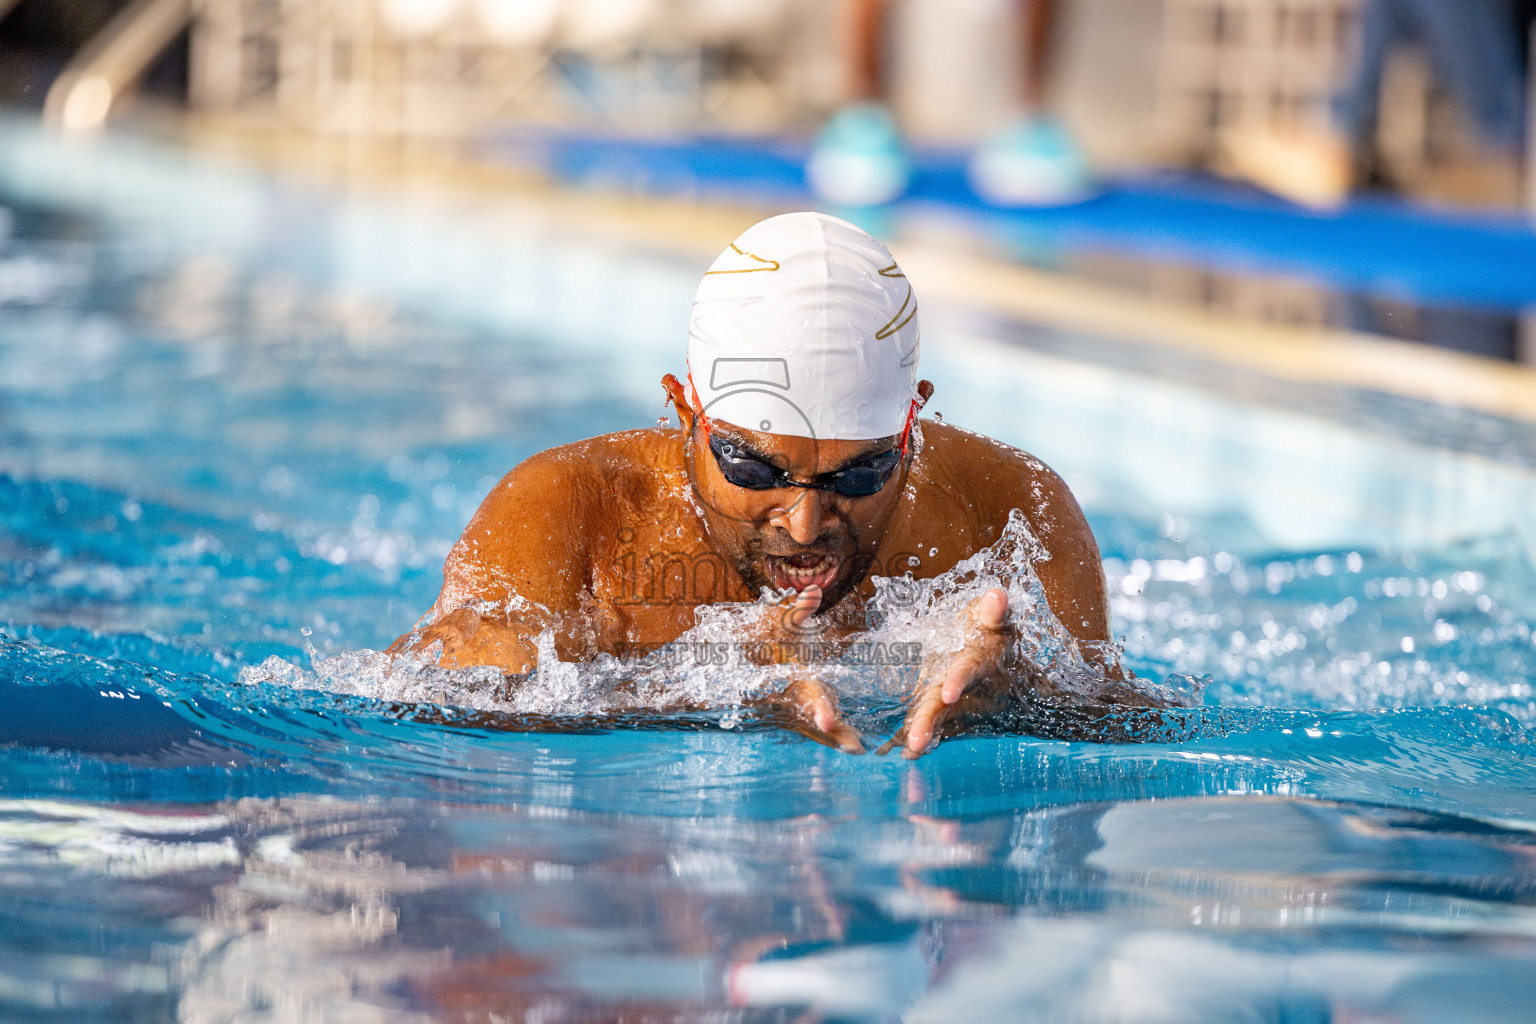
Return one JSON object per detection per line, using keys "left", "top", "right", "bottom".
{"left": 559, "top": 428, "right": 689, "bottom": 500}
{"left": 476, "top": 429, "right": 682, "bottom": 515}
{"left": 442, "top": 430, "right": 682, "bottom": 606}
{"left": 916, "top": 419, "right": 1083, "bottom": 541}
{"left": 917, "top": 420, "right": 1109, "bottom": 641}
{"left": 437, "top": 445, "right": 593, "bottom": 611}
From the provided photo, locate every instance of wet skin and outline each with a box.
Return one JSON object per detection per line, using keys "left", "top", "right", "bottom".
{"left": 391, "top": 374, "right": 1154, "bottom": 757}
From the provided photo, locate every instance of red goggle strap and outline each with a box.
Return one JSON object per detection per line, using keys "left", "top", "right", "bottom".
{"left": 898, "top": 390, "right": 927, "bottom": 457}
{"left": 685, "top": 370, "right": 710, "bottom": 435}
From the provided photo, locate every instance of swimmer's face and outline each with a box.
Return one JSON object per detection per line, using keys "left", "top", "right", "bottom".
{"left": 687, "top": 418, "right": 907, "bottom": 611}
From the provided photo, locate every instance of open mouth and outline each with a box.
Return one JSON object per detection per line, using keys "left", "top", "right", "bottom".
{"left": 765, "top": 552, "right": 842, "bottom": 593}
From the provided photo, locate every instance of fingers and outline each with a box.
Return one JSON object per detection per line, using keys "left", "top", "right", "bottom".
{"left": 792, "top": 675, "right": 841, "bottom": 733}
{"left": 403, "top": 623, "right": 454, "bottom": 663}
{"left": 427, "top": 608, "right": 481, "bottom": 651}
{"left": 901, "top": 682, "right": 949, "bottom": 758}
{"left": 784, "top": 672, "right": 865, "bottom": 754}
{"left": 939, "top": 649, "right": 984, "bottom": 705}
{"left": 822, "top": 720, "right": 868, "bottom": 755}
{"left": 878, "top": 589, "right": 1013, "bottom": 759}
{"left": 875, "top": 667, "right": 943, "bottom": 758}
{"left": 784, "top": 705, "right": 866, "bottom": 754}
{"left": 790, "top": 720, "right": 866, "bottom": 755}
{"left": 782, "top": 584, "right": 822, "bottom": 633}
{"left": 434, "top": 618, "right": 478, "bottom": 668}
{"left": 403, "top": 608, "right": 539, "bottom": 672}
{"left": 974, "top": 587, "right": 1008, "bottom": 631}
{"left": 939, "top": 589, "right": 1010, "bottom": 704}
{"left": 875, "top": 679, "right": 946, "bottom": 758}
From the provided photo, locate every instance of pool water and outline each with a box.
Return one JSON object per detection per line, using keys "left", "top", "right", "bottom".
{"left": 4, "top": 120, "right": 1536, "bottom": 1022}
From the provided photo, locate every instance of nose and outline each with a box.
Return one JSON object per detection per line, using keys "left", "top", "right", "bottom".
{"left": 771, "top": 489, "right": 837, "bottom": 546}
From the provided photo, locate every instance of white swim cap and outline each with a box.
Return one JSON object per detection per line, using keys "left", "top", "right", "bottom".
{"left": 686, "top": 212, "right": 920, "bottom": 441}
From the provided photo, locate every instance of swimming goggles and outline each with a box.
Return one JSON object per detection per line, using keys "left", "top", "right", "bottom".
{"left": 706, "top": 432, "right": 902, "bottom": 497}
{"left": 684, "top": 369, "right": 924, "bottom": 498}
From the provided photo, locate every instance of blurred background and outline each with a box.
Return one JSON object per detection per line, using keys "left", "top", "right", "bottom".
{"left": 2, "top": 0, "right": 1536, "bottom": 360}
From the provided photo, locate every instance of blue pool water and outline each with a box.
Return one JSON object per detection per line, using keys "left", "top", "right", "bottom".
{"left": 4, "top": 120, "right": 1536, "bottom": 1021}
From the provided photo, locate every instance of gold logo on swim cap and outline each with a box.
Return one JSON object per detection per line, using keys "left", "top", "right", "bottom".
{"left": 703, "top": 243, "right": 781, "bottom": 275}
{"left": 875, "top": 263, "right": 917, "bottom": 341}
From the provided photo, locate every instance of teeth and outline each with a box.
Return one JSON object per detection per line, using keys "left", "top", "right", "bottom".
{"left": 779, "top": 554, "right": 835, "bottom": 578}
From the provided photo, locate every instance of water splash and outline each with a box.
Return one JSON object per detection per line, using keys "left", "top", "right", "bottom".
{"left": 1107, "top": 532, "right": 1536, "bottom": 721}
{"left": 240, "top": 512, "right": 1200, "bottom": 727}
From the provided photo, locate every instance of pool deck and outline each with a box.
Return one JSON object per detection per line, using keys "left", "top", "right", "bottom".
{"left": 184, "top": 117, "right": 1536, "bottom": 431}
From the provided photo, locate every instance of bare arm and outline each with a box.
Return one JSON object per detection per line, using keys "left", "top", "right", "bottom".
{"left": 948, "top": 433, "right": 1112, "bottom": 655}
{"left": 1009, "top": 458, "right": 1115, "bottom": 658}
{"left": 387, "top": 450, "right": 593, "bottom": 673}
{"left": 883, "top": 433, "right": 1155, "bottom": 757}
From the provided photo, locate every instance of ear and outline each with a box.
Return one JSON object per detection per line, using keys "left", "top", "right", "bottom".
{"left": 661, "top": 374, "right": 695, "bottom": 432}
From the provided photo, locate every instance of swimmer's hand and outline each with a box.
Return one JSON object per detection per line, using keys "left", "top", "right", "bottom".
{"left": 752, "top": 585, "right": 867, "bottom": 755}
{"left": 877, "top": 587, "right": 1012, "bottom": 760}
{"left": 781, "top": 671, "right": 867, "bottom": 754}
{"left": 387, "top": 606, "right": 537, "bottom": 675}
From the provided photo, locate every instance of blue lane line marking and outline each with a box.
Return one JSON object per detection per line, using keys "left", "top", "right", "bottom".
{"left": 481, "top": 128, "right": 1536, "bottom": 313}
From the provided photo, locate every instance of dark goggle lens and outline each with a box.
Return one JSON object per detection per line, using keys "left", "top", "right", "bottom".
{"left": 828, "top": 456, "right": 898, "bottom": 497}
{"left": 708, "top": 435, "right": 900, "bottom": 496}
{"left": 712, "top": 439, "right": 783, "bottom": 489}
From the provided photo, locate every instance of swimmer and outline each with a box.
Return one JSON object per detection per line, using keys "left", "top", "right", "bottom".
{"left": 390, "top": 212, "right": 1159, "bottom": 757}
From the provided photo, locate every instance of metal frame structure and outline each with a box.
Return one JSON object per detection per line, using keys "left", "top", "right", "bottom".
{"left": 1155, "top": 0, "right": 1361, "bottom": 164}
{"left": 1153, "top": 0, "right": 1503, "bottom": 192}
{"left": 185, "top": 0, "right": 829, "bottom": 139}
